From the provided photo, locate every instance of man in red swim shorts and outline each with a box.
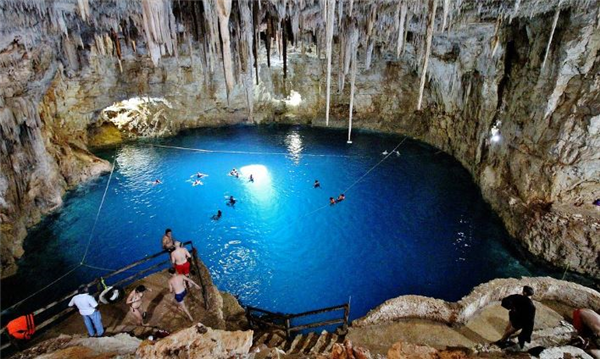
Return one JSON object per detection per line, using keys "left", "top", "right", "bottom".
{"left": 170, "top": 242, "right": 192, "bottom": 275}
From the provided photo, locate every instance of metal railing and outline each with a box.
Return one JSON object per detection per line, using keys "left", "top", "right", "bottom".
{"left": 0, "top": 240, "right": 207, "bottom": 354}
{"left": 246, "top": 302, "right": 350, "bottom": 340}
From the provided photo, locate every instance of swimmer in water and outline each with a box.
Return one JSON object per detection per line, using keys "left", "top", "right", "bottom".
{"left": 192, "top": 179, "right": 202, "bottom": 186}
{"left": 330, "top": 197, "right": 336, "bottom": 205}
{"left": 229, "top": 168, "right": 239, "bottom": 178}
{"left": 196, "top": 172, "right": 208, "bottom": 178}
{"left": 211, "top": 210, "right": 222, "bottom": 220}
{"left": 228, "top": 196, "right": 236, "bottom": 206}
{"left": 249, "top": 174, "right": 254, "bottom": 183}
{"left": 336, "top": 193, "right": 346, "bottom": 202}
{"left": 153, "top": 179, "right": 162, "bottom": 185}
{"left": 314, "top": 180, "right": 321, "bottom": 188}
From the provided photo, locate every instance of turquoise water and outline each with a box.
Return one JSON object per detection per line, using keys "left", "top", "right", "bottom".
{"left": 3, "top": 125, "right": 565, "bottom": 321}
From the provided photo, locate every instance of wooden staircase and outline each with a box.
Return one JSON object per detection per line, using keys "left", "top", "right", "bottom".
{"left": 253, "top": 329, "right": 344, "bottom": 356}
{"left": 246, "top": 303, "right": 350, "bottom": 356}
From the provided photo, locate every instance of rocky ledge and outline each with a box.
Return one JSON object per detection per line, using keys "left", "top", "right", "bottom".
{"left": 353, "top": 277, "right": 600, "bottom": 327}
{"left": 9, "top": 276, "right": 600, "bottom": 359}
{"left": 1, "top": 0, "right": 598, "bottom": 280}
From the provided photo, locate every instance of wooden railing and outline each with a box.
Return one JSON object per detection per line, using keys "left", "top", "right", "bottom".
{"left": 246, "top": 302, "right": 350, "bottom": 340}
{"left": 0, "top": 241, "right": 207, "bottom": 354}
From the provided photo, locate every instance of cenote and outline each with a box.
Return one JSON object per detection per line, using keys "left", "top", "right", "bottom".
{"left": 2, "top": 125, "right": 569, "bottom": 320}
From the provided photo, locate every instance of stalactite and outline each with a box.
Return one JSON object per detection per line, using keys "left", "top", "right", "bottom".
{"left": 110, "top": 28, "right": 122, "bottom": 60}
{"left": 510, "top": 0, "right": 522, "bottom": 23}
{"left": 402, "top": 10, "right": 411, "bottom": 56}
{"left": 324, "top": 0, "right": 335, "bottom": 126}
{"left": 417, "top": 0, "right": 438, "bottom": 111}
{"left": 238, "top": 0, "right": 254, "bottom": 119}
{"left": 216, "top": 0, "right": 234, "bottom": 98}
{"left": 252, "top": 1, "right": 260, "bottom": 83}
{"left": 364, "top": 3, "right": 377, "bottom": 70}
{"left": 141, "top": 0, "right": 179, "bottom": 66}
{"left": 347, "top": 24, "right": 359, "bottom": 144}
{"left": 265, "top": 12, "right": 272, "bottom": 68}
{"left": 338, "top": 23, "right": 345, "bottom": 93}
{"left": 291, "top": 7, "right": 300, "bottom": 43}
{"left": 186, "top": 31, "right": 194, "bottom": 69}
{"left": 77, "top": 0, "right": 90, "bottom": 23}
{"left": 63, "top": 35, "right": 79, "bottom": 71}
{"left": 110, "top": 28, "right": 123, "bottom": 73}
{"left": 283, "top": 18, "right": 288, "bottom": 79}
{"left": 491, "top": 17, "right": 502, "bottom": 58}
{"left": 365, "top": 42, "right": 374, "bottom": 69}
{"left": 202, "top": 0, "right": 220, "bottom": 74}
{"left": 541, "top": 0, "right": 562, "bottom": 70}
{"left": 396, "top": 1, "right": 407, "bottom": 58}
{"left": 337, "top": 0, "right": 343, "bottom": 28}
{"left": 441, "top": 0, "right": 450, "bottom": 30}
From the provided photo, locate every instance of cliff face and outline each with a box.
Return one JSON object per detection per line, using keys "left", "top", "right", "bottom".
{"left": 0, "top": 0, "right": 598, "bottom": 278}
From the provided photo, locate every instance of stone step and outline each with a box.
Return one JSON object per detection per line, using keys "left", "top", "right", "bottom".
{"left": 267, "top": 332, "right": 286, "bottom": 348}
{"left": 254, "top": 332, "right": 271, "bottom": 347}
{"left": 323, "top": 333, "right": 339, "bottom": 353}
{"left": 256, "top": 329, "right": 344, "bottom": 356}
{"left": 312, "top": 331, "right": 331, "bottom": 354}
{"left": 286, "top": 334, "right": 304, "bottom": 354}
{"left": 303, "top": 332, "right": 322, "bottom": 354}
{"left": 297, "top": 332, "right": 316, "bottom": 354}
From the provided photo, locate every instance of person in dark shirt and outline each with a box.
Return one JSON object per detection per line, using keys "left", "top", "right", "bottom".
{"left": 496, "top": 285, "right": 536, "bottom": 348}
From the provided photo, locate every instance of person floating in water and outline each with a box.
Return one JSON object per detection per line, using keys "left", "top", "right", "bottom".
{"left": 212, "top": 210, "right": 222, "bottom": 220}
{"left": 195, "top": 172, "right": 208, "bottom": 179}
{"left": 192, "top": 179, "right": 203, "bottom": 186}
{"left": 228, "top": 196, "right": 236, "bottom": 206}
{"left": 330, "top": 197, "right": 336, "bottom": 205}
{"left": 336, "top": 194, "right": 346, "bottom": 203}
{"left": 229, "top": 168, "right": 239, "bottom": 178}
{"left": 153, "top": 179, "right": 162, "bottom": 185}
{"left": 249, "top": 174, "right": 254, "bottom": 183}
{"left": 314, "top": 180, "right": 321, "bottom": 188}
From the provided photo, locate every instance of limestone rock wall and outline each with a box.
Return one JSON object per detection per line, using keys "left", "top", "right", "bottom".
{"left": 353, "top": 277, "right": 600, "bottom": 327}
{"left": 0, "top": 37, "right": 111, "bottom": 277}
{"left": 0, "top": 0, "right": 598, "bottom": 279}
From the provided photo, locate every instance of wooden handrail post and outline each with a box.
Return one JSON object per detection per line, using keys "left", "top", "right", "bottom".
{"left": 342, "top": 303, "right": 349, "bottom": 334}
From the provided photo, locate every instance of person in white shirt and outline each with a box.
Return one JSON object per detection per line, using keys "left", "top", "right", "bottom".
{"left": 68, "top": 285, "right": 104, "bottom": 337}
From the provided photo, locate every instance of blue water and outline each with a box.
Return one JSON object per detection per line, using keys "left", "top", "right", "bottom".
{"left": 2, "top": 125, "right": 569, "bottom": 321}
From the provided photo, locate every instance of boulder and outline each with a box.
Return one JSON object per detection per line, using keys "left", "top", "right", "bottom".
{"left": 387, "top": 342, "right": 438, "bottom": 359}
{"left": 539, "top": 346, "right": 594, "bottom": 359}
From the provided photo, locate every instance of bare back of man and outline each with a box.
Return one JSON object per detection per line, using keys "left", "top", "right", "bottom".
{"left": 171, "top": 247, "right": 191, "bottom": 266}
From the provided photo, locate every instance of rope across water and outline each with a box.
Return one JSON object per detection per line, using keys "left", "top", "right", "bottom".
{"left": 150, "top": 143, "right": 365, "bottom": 158}
{"left": 6, "top": 137, "right": 411, "bottom": 311}
{"left": 4, "top": 158, "right": 117, "bottom": 312}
